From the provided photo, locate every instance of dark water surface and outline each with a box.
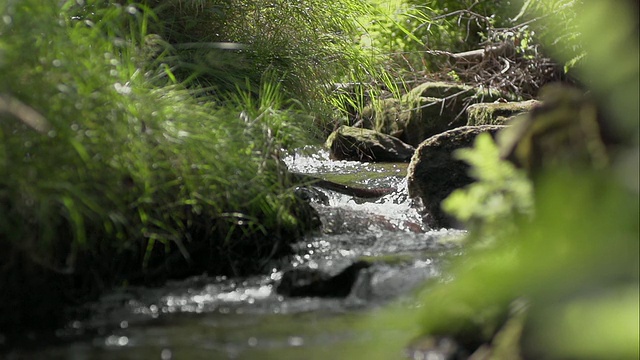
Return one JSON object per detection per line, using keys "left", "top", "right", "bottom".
{"left": 6, "top": 147, "right": 465, "bottom": 359}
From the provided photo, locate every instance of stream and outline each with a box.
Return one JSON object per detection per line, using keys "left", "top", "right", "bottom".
{"left": 7, "top": 146, "right": 465, "bottom": 360}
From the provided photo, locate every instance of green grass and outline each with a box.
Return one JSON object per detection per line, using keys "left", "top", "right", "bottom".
{"left": 142, "top": 0, "right": 392, "bottom": 126}
{"left": 0, "top": 0, "right": 322, "bottom": 330}
{"left": 0, "top": 0, "right": 432, "bottom": 332}
{"left": 2, "top": 0, "right": 434, "bottom": 332}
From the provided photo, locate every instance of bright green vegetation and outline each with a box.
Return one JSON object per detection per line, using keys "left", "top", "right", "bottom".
{"left": 142, "top": 0, "right": 373, "bottom": 109}
{"left": 442, "top": 132, "right": 533, "bottom": 243}
{"left": 1, "top": 1, "right": 638, "bottom": 358}
{"left": 361, "top": 0, "right": 518, "bottom": 72}
{"left": 0, "top": 0, "right": 383, "bottom": 330}
{"left": 137, "top": 0, "right": 407, "bottom": 135}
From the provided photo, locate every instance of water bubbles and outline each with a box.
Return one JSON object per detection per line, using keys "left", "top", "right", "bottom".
{"left": 52, "top": 59, "right": 62, "bottom": 67}
{"left": 192, "top": 294, "right": 213, "bottom": 304}
{"left": 247, "top": 337, "right": 258, "bottom": 347}
{"left": 104, "top": 335, "right": 129, "bottom": 347}
{"left": 339, "top": 249, "right": 353, "bottom": 257}
{"left": 287, "top": 336, "right": 304, "bottom": 347}
{"left": 161, "top": 349, "right": 172, "bottom": 360}
{"left": 119, "top": 320, "right": 128, "bottom": 329}
{"left": 270, "top": 271, "right": 283, "bottom": 281}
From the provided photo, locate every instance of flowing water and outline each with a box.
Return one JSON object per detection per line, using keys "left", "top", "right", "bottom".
{"left": 7, "top": 146, "right": 465, "bottom": 360}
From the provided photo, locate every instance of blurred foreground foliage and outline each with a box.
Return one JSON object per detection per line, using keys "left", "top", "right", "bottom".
{"left": 349, "top": 1, "right": 639, "bottom": 358}
{"left": 442, "top": 132, "right": 533, "bottom": 243}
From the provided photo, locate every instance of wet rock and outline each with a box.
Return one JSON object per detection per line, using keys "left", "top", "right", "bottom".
{"left": 400, "top": 82, "right": 506, "bottom": 147}
{"left": 294, "top": 185, "right": 330, "bottom": 206}
{"left": 326, "top": 125, "right": 415, "bottom": 162}
{"left": 276, "top": 261, "right": 371, "bottom": 298}
{"left": 466, "top": 100, "right": 540, "bottom": 126}
{"left": 407, "top": 125, "right": 505, "bottom": 228}
{"left": 407, "top": 81, "right": 479, "bottom": 99}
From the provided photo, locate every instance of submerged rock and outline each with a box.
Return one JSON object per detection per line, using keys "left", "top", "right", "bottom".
{"left": 326, "top": 125, "right": 415, "bottom": 162}
{"left": 276, "top": 261, "right": 371, "bottom": 298}
{"left": 407, "top": 125, "right": 505, "bottom": 228}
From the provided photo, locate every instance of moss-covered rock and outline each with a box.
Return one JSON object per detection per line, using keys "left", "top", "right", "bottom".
{"left": 466, "top": 100, "right": 539, "bottom": 126}
{"left": 400, "top": 82, "right": 507, "bottom": 147}
{"left": 357, "top": 82, "right": 512, "bottom": 147}
{"left": 326, "top": 125, "right": 415, "bottom": 162}
{"left": 405, "top": 81, "right": 477, "bottom": 99}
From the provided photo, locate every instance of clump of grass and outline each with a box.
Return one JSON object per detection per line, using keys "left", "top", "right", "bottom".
{"left": 137, "top": 0, "right": 412, "bottom": 134}
{"left": 142, "top": 1, "right": 373, "bottom": 101}
{"left": 0, "top": 0, "right": 318, "bottom": 330}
